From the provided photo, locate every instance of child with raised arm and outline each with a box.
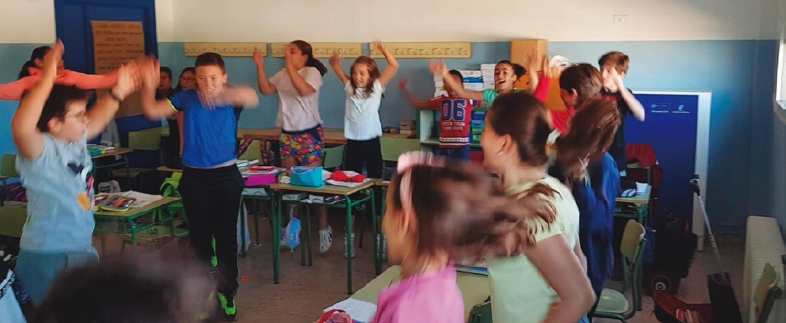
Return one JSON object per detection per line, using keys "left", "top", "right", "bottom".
{"left": 598, "top": 51, "right": 646, "bottom": 173}
{"left": 11, "top": 40, "right": 140, "bottom": 304}
{"left": 140, "top": 53, "right": 259, "bottom": 321}
{"left": 399, "top": 69, "right": 480, "bottom": 160}
{"left": 430, "top": 52, "right": 553, "bottom": 106}
{"left": 254, "top": 40, "right": 335, "bottom": 253}
{"left": 0, "top": 44, "right": 119, "bottom": 100}
{"left": 328, "top": 42, "right": 398, "bottom": 257}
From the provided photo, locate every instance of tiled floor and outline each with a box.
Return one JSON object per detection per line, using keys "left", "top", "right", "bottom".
{"left": 102, "top": 213, "right": 746, "bottom": 323}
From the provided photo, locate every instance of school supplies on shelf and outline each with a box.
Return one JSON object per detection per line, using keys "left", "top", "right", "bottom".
{"left": 86, "top": 144, "right": 116, "bottom": 156}
{"left": 308, "top": 195, "right": 341, "bottom": 204}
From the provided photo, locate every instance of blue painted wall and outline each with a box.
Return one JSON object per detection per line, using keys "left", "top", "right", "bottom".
{"left": 0, "top": 39, "right": 780, "bottom": 232}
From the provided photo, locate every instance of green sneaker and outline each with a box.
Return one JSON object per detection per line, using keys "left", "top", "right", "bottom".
{"left": 217, "top": 292, "right": 237, "bottom": 321}
{"left": 211, "top": 238, "right": 218, "bottom": 267}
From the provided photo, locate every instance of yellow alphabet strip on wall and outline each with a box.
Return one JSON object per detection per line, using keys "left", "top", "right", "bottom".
{"left": 183, "top": 42, "right": 268, "bottom": 56}
{"left": 270, "top": 42, "right": 362, "bottom": 58}
{"left": 369, "top": 42, "right": 472, "bottom": 58}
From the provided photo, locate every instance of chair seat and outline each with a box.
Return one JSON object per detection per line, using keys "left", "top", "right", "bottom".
{"left": 597, "top": 288, "right": 629, "bottom": 314}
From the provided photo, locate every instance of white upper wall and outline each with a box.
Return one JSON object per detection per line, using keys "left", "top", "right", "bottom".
{"left": 0, "top": 0, "right": 777, "bottom": 43}
{"left": 0, "top": 0, "right": 176, "bottom": 43}
{"left": 169, "top": 0, "right": 778, "bottom": 42}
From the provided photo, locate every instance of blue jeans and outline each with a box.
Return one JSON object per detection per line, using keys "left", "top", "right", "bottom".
{"left": 15, "top": 248, "right": 98, "bottom": 303}
{"left": 438, "top": 146, "right": 470, "bottom": 160}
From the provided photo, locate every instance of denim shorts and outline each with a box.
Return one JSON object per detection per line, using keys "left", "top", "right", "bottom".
{"left": 15, "top": 248, "right": 98, "bottom": 303}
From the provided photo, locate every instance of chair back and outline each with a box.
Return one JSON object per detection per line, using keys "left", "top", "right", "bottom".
{"left": 323, "top": 145, "right": 346, "bottom": 169}
{"left": 754, "top": 262, "right": 782, "bottom": 323}
{"left": 380, "top": 138, "right": 420, "bottom": 162}
{"left": 1, "top": 154, "right": 19, "bottom": 178}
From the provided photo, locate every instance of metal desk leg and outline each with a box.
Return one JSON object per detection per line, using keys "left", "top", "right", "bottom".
{"left": 254, "top": 200, "right": 261, "bottom": 246}
{"left": 306, "top": 204, "right": 313, "bottom": 266}
{"left": 299, "top": 203, "right": 307, "bottom": 266}
{"left": 371, "top": 189, "right": 380, "bottom": 275}
{"left": 273, "top": 191, "right": 281, "bottom": 284}
{"left": 345, "top": 195, "right": 354, "bottom": 294}
{"left": 239, "top": 198, "right": 247, "bottom": 257}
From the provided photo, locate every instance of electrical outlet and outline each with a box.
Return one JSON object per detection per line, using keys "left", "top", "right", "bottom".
{"left": 613, "top": 14, "right": 630, "bottom": 24}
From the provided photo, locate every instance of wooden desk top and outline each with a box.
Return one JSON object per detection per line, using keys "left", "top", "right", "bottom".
{"left": 616, "top": 184, "right": 651, "bottom": 205}
{"left": 352, "top": 265, "right": 490, "bottom": 320}
{"left": 91, "top": 148, "right": 133, "bottom": 159}
{"left": 156, "top": 166, "right": 182, "bottom": 173}
{"left": 243, "top": 128, "right": 415, "bottom": 145}
{"left": 0, "top": 176, "right": 8, "bottom": 181}
{"left": 94, "top": 197, "right": 180, "bottom": 219}
{"left": 270, "top": 180, "right": 375, "bottom": 196}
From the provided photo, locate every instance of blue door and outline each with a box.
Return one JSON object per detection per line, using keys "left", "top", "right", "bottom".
{"left": 55, "top": 0, "right": 158, "bottom": 73}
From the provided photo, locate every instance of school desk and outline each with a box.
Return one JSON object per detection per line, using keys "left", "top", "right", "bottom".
{"left": 93, "top": 196, "right": 180, "bottom": 254}
{"left": 615, "top": 184, "right": 651, "bottom": 225}
{"left": 270, "top": 180, "right": 379, "bottom": 294}
{"left": 241, "top": 184, "right": 279, "bottom": 282}
{"left": 351, "top": 265, "right": 491, "bottom": 321}
{"left": 91, "top": 148, "right": 134, "bottom": 185}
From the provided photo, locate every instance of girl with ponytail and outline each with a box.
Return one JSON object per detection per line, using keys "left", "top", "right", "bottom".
{"left": 551, "top": 98, "right": 622, "bottom": 319}
{"left": 479, "top": 91, "right": 595, "bottom": 323}
{"left": 0, "top": 44, "right": 118, "bottom": 100}
{"left": 253, "top": 40, "right": 335, "bottom": 252}
{"left": 325, "top": 151, "right": 555, "bottom": 323}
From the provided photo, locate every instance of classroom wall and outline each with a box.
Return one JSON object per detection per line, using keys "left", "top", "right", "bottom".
{"left": 0, "top": 0, "right": 781, "bottom": 232}
{"left": 154, "top": 39, "right": 775, "bottom": 232}
{"left": 164, "top": 0, "right": 778, "bottom": 41}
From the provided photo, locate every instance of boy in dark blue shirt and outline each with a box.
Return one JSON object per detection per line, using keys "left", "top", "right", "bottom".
{"left": 141, "top": 53, "right": 258, "bottom": 320}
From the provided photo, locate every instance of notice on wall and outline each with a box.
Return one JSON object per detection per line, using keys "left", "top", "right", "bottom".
{"left": 91, "top": 21, "right": 144, "bottom": 74}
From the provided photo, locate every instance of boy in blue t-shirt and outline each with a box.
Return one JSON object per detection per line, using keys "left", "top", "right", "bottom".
{"left": 141, "top": 53, "right": 258, "bottom": 320}
{"left": 11, "top": 40, "right": 140, "bottom": 303}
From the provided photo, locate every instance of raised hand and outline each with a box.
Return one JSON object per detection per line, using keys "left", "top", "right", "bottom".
{"left": 372, "top": 41, "right": 387, "bottom": 54}
{"left": 140, "top": 56, "right": 160, "bottom": 91}
{"left": 252, "top": 47, "right": 264, "bottom": 68}
{"left": 42, "top": 40, "right": 64, "bottom": 79}
{"left": 111, "top": 61, "right": 142, "bottom": 101}
{"left": 329, "top": 52, "right": 341, "bottom": 67}
{"left": 429, "top": 59, "right": 448, "bottom": 77}
{"left": 543, "top": 56, "right": 561, "bottom": 78}
{"left": 609, "top": 67, "right": 625, "bottom": 89}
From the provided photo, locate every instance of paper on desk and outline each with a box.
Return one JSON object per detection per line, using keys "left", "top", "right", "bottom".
{"left": 123, "top": 191, "right": 163, "bottom": 208}
{"left": 325, "top": 178, "right": 372, "bottom": 188}
{"left": 636, "top": 183, "right": 648, "bottom": 195}
{"left": 324, "top": 298, "right": 377, "bottom": 323}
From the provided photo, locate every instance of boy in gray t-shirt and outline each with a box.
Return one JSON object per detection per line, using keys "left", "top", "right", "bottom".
{"left": 10, "top": 40, "right": 140, "bottom": 303}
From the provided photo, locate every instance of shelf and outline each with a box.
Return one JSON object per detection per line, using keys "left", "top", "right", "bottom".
{"left": 420, "top": 138, "right": 482, "bottom": 148}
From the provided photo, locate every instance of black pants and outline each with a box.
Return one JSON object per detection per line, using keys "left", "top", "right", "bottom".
{"left": 179, "top": 164, "right": 244, "bottom": 296}
{"left": 345, "top": 137, "right": 384, "bottom": 216}
{"left": 344, "top": 137, "right": 383, "bottom": 178}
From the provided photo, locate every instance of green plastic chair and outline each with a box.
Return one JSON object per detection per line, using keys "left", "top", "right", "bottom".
{"left": 323, "top": 145, "right": 345, "bottom": 169}
{"left": 468, "top": 301, "right": 492, "bottom": 323}
{"left": 594, "top": 220, "right": 646, "bottom": 323}
{"left": 753, "top": 262, "right": 782, "bottom": 323}
{"left": 380, "top": 137, "right": 420, "bottom": 162}
{"left": 1, "top": 154, "right": 19, "bottom": 206}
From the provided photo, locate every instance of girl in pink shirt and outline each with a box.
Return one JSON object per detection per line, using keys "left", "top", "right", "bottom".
{"left": 329, "top": 152, "right": 555, "bottom": 323}
{"left": 0, "top": 45, "right": 117, "bottom": 100}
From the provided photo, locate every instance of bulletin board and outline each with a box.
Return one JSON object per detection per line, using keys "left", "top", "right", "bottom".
{"left": 91, "top": 21, "right": 145, "bottom": 74}
{"left": 91, "top": 20, "right": 145, "bottom": 117}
